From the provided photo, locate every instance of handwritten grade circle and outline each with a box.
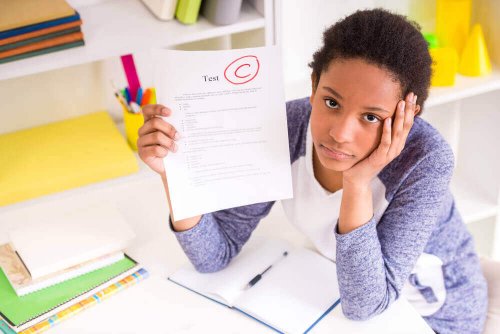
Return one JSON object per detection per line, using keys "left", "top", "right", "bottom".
{"left": 224, "top": 55, "right": 260, "bottom": 85}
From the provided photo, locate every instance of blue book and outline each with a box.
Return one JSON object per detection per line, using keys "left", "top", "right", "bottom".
{"left": 0, "top": 12, "right": 81, "bottom": 40}
{"left": 0, "top": 320, "right": 15, "bottom": 334}
{"left": 168, "top": 238, "right": 341, "bottom": 334}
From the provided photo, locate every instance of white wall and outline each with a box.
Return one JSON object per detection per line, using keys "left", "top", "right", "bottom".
{"left": 278, "top": 0, "right": 439, "bottom": 100}
{"left": 0, "top": 62, "right": 106, "bottom": 134}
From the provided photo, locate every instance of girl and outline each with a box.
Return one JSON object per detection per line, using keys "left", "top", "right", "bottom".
{"left": 138, "top": 9, "right": 487, "bottom": 334}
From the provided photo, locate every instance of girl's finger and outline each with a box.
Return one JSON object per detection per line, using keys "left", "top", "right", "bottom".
{"left": 138, "top": 117, "right": 179, "bottom": 140}
{"left": 141, "top": 104, "right": 171, "bottom": 122}
{"left": 391, "top": 99, "right": 405, "bottom": 141}
{"left": 397, "top": 97, "right": 416, "bottom": 152}
{"left": 138, "top": 131, "right": 177, "bottom": 153}
{"left": 403, "top": 94, "right": 416, "bottom": 132}
{"left": 388, "top": 100, "right": 405, "bottom": 157}
{"left": 138, "top": 145, "right": 169, "bottom": 161}
{"left": 379, "top": 117, "right": 392, "bottom": 158}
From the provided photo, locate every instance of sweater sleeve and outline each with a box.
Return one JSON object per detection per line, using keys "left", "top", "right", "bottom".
{"left": 334, "top": 145, "right": 454, "bottom": 320}
{"left": 171, "top": 201, "right": 275, "bottom": 273}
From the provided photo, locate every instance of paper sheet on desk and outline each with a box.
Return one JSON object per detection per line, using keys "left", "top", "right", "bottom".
{"left": 152, "top": 47, "right": 293, "bottom": 221}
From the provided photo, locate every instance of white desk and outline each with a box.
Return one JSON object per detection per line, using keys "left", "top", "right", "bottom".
{"left": 0, "top": 167, "right": 434, "bottom": 334}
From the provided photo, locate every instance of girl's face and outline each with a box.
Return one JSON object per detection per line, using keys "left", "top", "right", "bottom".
{"left": 310, "top": 58, "right": 402, "bottom": 172}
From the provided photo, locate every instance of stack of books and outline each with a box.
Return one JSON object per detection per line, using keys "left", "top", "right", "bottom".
{"left": 0, "top": 0, "right": 85, "bottom": 64}
{"left": 0, "top": 205, "right": 147, "bottom": 333}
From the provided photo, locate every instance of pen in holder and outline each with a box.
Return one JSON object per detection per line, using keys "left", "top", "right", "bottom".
{"left": 116, "top": 87, "right": 156, "bottom": 151}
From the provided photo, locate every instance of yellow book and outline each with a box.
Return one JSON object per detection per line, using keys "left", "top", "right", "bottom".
{"left": 0, "top": 0, "right": 75, "bottom": 32}
{"left": 0, "top": 112, "right": 139, "bottom": 206}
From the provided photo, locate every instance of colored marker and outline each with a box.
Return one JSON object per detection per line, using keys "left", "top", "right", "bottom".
{"left": 149, "top": 87, "right": 157, "bottom": 104}
{"left": 141, "top": 88, "right": 151, "bottom": 106}
{"left": 124, "top": 88, "right": 131, "bottom": 104}
{"left": 136, "top": 87, "right": 143, "bottom": 105}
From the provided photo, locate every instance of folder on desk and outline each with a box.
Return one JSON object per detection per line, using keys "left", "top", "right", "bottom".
{"left": 0, "top": 112, "right": 139, "bottom": 206}
{"left": 169, "top": 238, "right": 341, "bottom": 334}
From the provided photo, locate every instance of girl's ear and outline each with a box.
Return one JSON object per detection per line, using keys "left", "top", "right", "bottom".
{"left": 415, "top": 105, "right": 421, "bottom": 116}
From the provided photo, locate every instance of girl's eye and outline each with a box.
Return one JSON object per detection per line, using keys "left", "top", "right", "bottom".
{"left": 363, "top": 114, "right": 380, "bottom": 123}
{"left": 324, "top": 99, "right": 339, "bottom": 109}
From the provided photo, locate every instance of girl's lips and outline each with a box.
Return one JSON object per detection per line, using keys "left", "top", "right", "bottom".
{"left": 319, "top": 144, "right": 354, "bottom": 161}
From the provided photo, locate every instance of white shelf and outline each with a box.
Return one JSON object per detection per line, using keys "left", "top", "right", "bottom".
{"left": 426, "top": 69, "right": 500, "bottom": 108}
{"left": 0, "top": 0, "right": 266, "bottom": 81}
{"left": 451, "top": 180, "right": 499, "bottom": 224}
{"left": 286, "top": 69, "right": 500, "bottom": 108}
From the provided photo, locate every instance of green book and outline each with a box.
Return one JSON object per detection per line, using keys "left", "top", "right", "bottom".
{"left": 0, "top": 27, "right": 81, "bottom": 52}
{"left": 0, "top": 40, "right": 84, "bottom": 64}
{"left": 175, "top": 0, "right": 202, "bottom": 24}
{"left": 0, "top": 256, "right": 137, "bottom": 329}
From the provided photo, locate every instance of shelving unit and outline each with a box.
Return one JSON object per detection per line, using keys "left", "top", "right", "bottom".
{"left": 0, "top": 0, "right": 499, "bottom": 259}
{"left": 0, "top": 0, "right": 269, "bottom": 81}
{"left": 0, "top": 0, "right": 275, "bottom": 206}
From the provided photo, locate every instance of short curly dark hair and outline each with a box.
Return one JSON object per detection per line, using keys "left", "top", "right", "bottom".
{"left": 309, "top": 8, "right": 432, "bottom": 112}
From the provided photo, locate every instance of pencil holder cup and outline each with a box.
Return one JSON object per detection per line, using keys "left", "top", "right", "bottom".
{"left": 123, "top": 107, "right": 143, "bottom": 151}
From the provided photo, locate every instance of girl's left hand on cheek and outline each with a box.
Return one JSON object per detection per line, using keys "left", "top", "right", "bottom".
{"left": 343, "top": 92, "right": 418, "bottom": 187}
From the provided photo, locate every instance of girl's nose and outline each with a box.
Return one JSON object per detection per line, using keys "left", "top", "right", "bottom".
{"left": 329, "top": 115, "right": 355, "bottom": 143}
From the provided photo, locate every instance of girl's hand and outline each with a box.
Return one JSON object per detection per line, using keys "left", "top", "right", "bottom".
{"left": 342, "top": 92, "right": 418, "bottom": 188}
{"left": 137, "top": 104, "right": 180, "bottom": 174}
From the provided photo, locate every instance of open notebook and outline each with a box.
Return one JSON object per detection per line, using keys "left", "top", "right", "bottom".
{"left": 169, "top": 238, "right": 340, "bottom": 334}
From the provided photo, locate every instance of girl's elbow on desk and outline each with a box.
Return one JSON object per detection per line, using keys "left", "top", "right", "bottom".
{"left": 340, "top": 301, "right": 389, "bottom": 321}
{"left": 339, "top": 288, "right": 394, "bottom": 321}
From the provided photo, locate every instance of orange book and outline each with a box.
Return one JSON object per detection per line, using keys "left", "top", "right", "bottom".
{"left": 0, "top": 31, "right": 83, "bottom": 59}
{"left": 0, "top": 20, "right": 82, "bottom": 46}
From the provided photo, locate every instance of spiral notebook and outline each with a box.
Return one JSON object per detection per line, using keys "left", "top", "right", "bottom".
{"left": 15, "top": 269, "right": 149, "bottom": 334}
{"left": 0, "top": 256, "right": 139, "bottom": 332}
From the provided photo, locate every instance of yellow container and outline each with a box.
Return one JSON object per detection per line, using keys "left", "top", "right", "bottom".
{"left": 436, "top": 0, "right": 471, "bottom": 57}
{"left": 430, "top": 47, "right": 458, "bottom": 86}
{"left": 123, "top": 107, "right": 143, "bottom": 151}
{"left": 122, "top": 88, "right": 156, "bottom": 151}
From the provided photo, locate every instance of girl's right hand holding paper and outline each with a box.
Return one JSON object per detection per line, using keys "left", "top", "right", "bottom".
{"left": 138, "top": 104, "right": 201, "bottom": 229}
{"left": 138, "top": 104, "right": 181, "bottom": 174}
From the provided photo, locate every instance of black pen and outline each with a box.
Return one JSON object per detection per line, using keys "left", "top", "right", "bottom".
{"left": 245, "top": 251, "right": 288, "bottom": 290}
